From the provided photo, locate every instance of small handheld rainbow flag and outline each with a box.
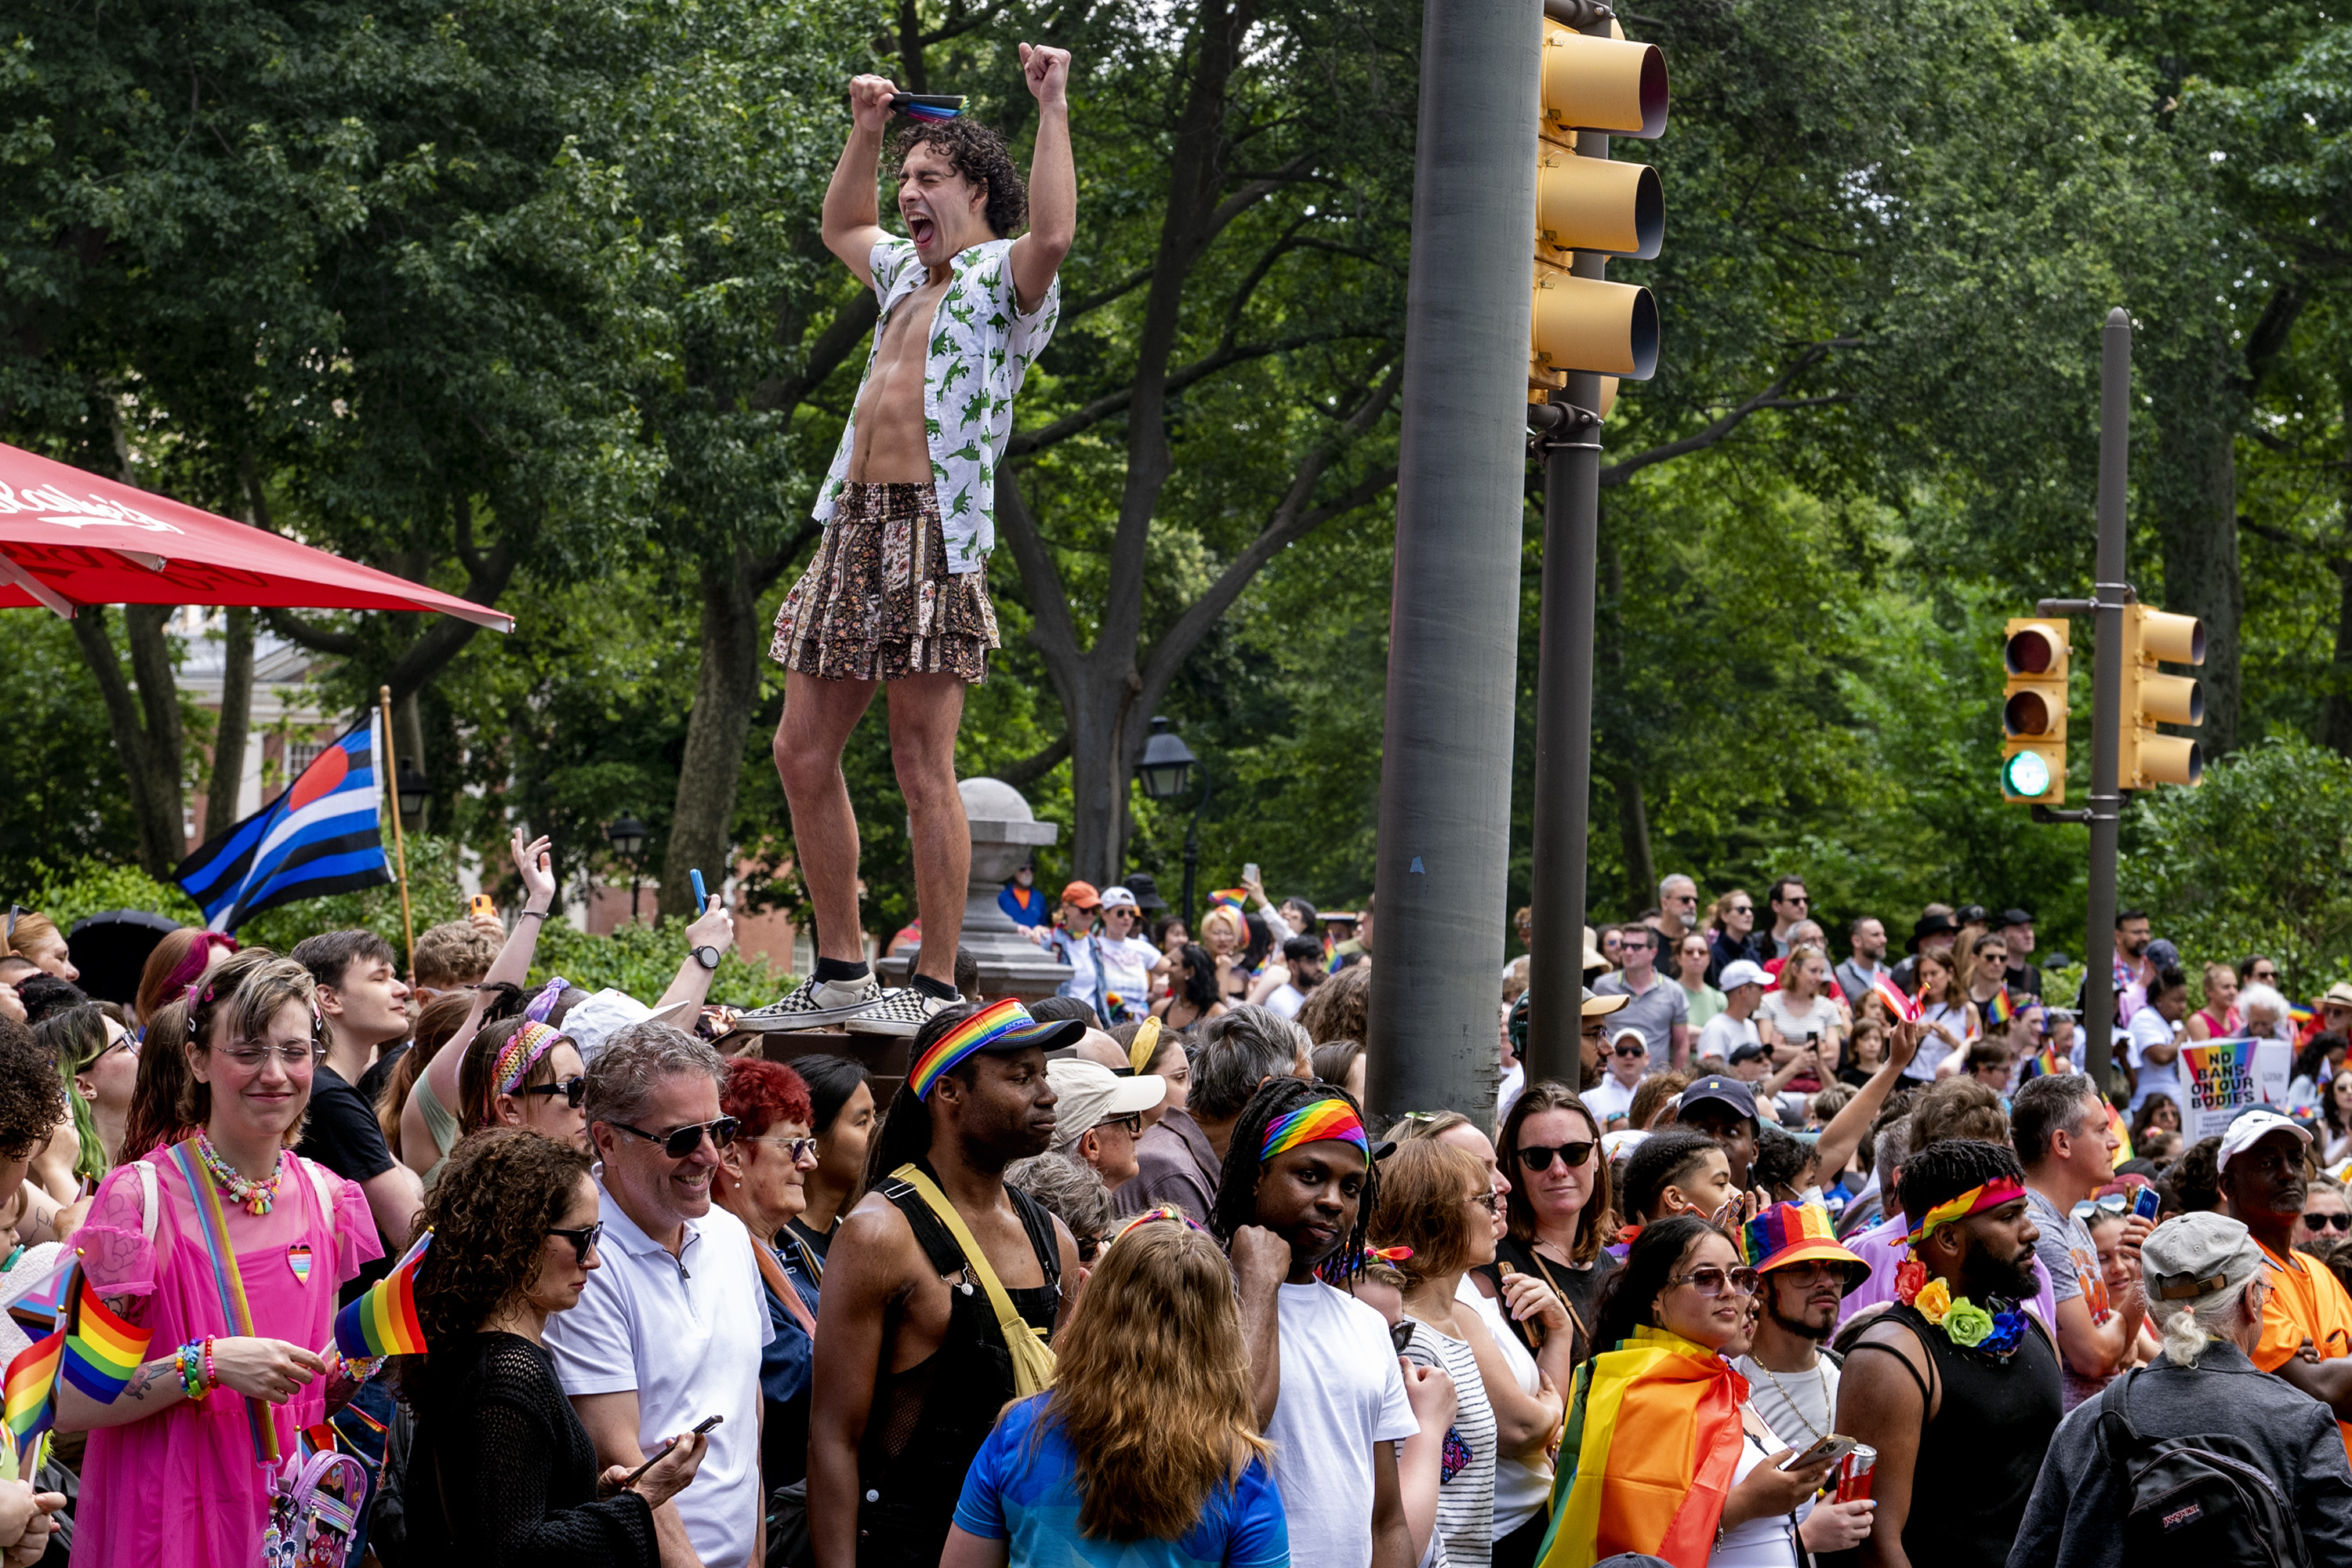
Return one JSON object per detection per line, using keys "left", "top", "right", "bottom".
{"left": 2290, "top": 1000, "right": 2318, "bottom": 1040}
{"left": 334, "top": 1232, "right": 432, "bottom": 1360}
{"left": 1207, "top": 887, "right": 1249, "bottom": 911}
{"left": 2017, "top": 1047, "right": 2067, "bottom": 1081}
{"left": 1987, "top": 987, "right": 2016, "bottom": 1026}
{"left": 887, "top": 93, "right": 964, "bottom": 120}
{"left": 62, "top": 1274, "right": 152, "bottom": 1404}
{"left": 3, "top": 1326, "right": 64, "bottom": 1454}
{"left": 1870, "top": 971, "right": 1920, "bottom": 1025}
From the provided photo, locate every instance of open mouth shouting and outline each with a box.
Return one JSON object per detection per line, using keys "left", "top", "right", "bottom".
{"left": 906, "top": 210, "right": 938, "bottom": 249}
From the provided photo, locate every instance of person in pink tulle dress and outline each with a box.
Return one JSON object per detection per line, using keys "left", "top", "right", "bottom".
{"left": 60, "top": 950, "right": 383, "bottom": 1568}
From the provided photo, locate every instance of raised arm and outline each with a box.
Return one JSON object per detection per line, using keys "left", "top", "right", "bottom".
{"left": 823, "top": 77, "right": 898, "bottom": 286}
{"left": 1813, "top": 1021, "right": 1924, "bottom": 1181}
{"left": 651, "top": 896, "right": 737, "bottom": 1012}
{"left": 1007, "top": 45, "right": 1074, "bottom": 314}
{"left": 415, "top": 831, "right": 555, "bottom": 1145}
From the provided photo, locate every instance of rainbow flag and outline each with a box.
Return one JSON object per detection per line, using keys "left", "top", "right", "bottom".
{"left": 2017, "top": 1047, "right": 2066, "bottom": 1081}
{"left": 334, "top": 1232, "right": 431, "bottom": 1359}
{"left": 1207, "top": 887, "right": 1249, "bottom": 911}
{"left": 2290, "top": 1001, "right": 2318, "bottom": 1042}
{"left": 1537, "top": 1326, "right": 1747, "bottom": 1568}
{"left": 2107, "top": 1102, "right": 2134, "bottom": 1163}
{"left": 62, "top": 1275, "right": 151, "bottom": 1403}
{"left": 3, "top": 1327, "right": 63, "bottom": 1453}
{"left": 1987, "top": 987, "right": 2016, "bottom": 1026}
{"left": 1870, "top": 971, "right": 1921, "bottom": 1024}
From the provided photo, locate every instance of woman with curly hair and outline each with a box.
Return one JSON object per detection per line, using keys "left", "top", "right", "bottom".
{"left": 712, "top": 1056, "right": 823, "bottom": 1492}
{"left": 942, "top": 1217, "right": 1286, "bottom": 1568}
{"left": 404, "top": 1128, "right": 703, "bottom": 1568}
{"left": 62, "top": 949, "right": 386, "bottom": 1568}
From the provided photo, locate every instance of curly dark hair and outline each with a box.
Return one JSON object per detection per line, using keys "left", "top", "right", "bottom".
{"left": 1210, "top": 1076, "right": 1378, "bottom": 1276}
{"left": 891, "top": 118, "right": 1028, "bottom": 238}
{"left": 410, "top": 1129, "right": 594, "bottom": 1359}
{"left": 0, "top": 1018, "right": 66, "bottom": 1160}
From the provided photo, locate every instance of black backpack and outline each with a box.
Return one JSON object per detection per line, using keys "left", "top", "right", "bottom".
{"left": 2094, "top": 1368, "right": 2312, "bottom": 1568}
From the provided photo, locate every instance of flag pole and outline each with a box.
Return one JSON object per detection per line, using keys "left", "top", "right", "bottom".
{"left": 378, "top": 685, "right": 417, "bottom": 982}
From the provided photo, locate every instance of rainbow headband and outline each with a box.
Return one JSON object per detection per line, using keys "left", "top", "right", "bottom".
{"left": 909, "top": 999, "right": 1036, "bottom": 1098}
{"left": 494, "top": 1022, "right": 564, "bottom": 1096}
{"left": 1261, "top": 1099, "right": 1370, "bottom": 1165}
{"left": 1904, "top": 1175, "right": 2026, "bottom": 1249}
{"left": 1108, "top": 1203, "right": 1209, "bottom": 1248}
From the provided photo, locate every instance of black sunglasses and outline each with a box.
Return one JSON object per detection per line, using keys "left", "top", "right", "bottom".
{"left": 1076, "top": 1234, "right": 1103, "bottom": 1264}
{"left": 548, "top": 1221, "right": 603, "bottom": 1261}
{"left": 612, "top": 1116, "right": 739, "bottom": 1157}
{"left": 1612, "top": 1042, "right": 1646, "bottom": 1058}
{"left": 521, "top": 1076, "right": 587, "bottom": 1108}
{"left": 1515, "top": 1140, "right": 1597, "bottom": 1171}
{"left": 1388, "top": 1317, "right": 1416, "bottom": 1355}
{"left": 2307, "top": 1212, "right": 2352, "bottom": 1233}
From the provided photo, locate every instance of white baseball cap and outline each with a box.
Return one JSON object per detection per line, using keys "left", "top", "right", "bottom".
{"left": 1719, "top": 960, "right": 1770, "bottom": 991}
{"left": 1046, "top": 1058, "right": 1166, "bottom": 1145}
{"left": 1098, "top": 886, "right": 1141, "bottom": 912}
{"left": 2216, "top": 1108, "right": 2311, "bottom": 1171}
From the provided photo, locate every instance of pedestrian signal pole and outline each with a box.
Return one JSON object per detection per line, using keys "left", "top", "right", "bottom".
{"left": 2019, "top": 310, "right": 2203, "bottom": 1089}
{"left": 1522, "top": 0, "right": 1665, "bottom": 1091}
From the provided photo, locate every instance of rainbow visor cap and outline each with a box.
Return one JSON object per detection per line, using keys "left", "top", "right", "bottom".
{"left": 1738, "top": 1200, "right": 1869, "bottom": 1294}
{"left": 906, "top": 999, "right": 1086, "bottom": 1098}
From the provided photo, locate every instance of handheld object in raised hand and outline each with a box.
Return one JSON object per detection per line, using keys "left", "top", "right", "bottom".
{"left": 690, "top": 868, "right": 708, "bottom": 909}
{"left": 889, "top": 93, "right": 964, "bottom": 119}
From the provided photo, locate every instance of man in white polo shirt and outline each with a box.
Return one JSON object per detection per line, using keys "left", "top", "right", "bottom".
{"left": 546, "top": 1022, "right": 772, "bottom": 1568}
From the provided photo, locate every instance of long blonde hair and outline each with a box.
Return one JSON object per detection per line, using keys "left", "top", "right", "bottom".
{"left": 1044, "top": 1221, "right": 1269, "bottom": 1541}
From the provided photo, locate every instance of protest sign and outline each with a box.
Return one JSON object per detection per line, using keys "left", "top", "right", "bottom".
{"left": 2178, "top": 1036, "right": 2293, "bottom": 1140}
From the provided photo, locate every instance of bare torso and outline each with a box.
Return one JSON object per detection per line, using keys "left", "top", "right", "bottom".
{"left": 850, "top": 264, "right": 955, "bottom": 484}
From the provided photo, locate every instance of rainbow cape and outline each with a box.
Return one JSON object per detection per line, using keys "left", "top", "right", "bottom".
{"left": 1536, "top": 1326, "right": 1748, "bottom": 1568}
{"left": 334, "top": 1232, "right": 431, "bottom": 1359}
{"left": 62, "top": 1272, "right": 152, "bottom": 1403}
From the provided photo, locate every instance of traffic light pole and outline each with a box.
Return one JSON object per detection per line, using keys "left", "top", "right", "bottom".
{"left": 1523, "top": 2, "right": 1617, "bottom": 1094}
{"left": 1367, "top": 0, "right": 1543, "bottom": 1127}
{"left": 2080, "top": 309, "right": 2131, "bottom": 1091}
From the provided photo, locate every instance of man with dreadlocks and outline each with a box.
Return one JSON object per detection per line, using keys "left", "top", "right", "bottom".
{"left": 1834, "top": 1138, "right": 2062, "bottom": 1568}
{"left": 757, "top": 46, "right": 1077, "bottom": 1039}
{"left": 807, "top": 1000, "right": 1085, "bottom": 1568}
{"left": 1214, "top": 1077, "right": 1446, "bottom": 1568}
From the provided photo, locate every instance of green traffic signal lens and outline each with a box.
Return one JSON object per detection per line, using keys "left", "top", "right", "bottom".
{"left": 2003, "top": 751, "right": 2053, "bottom": 799}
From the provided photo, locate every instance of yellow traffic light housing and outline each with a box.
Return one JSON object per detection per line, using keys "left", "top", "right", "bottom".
{"left": 2002, "top": 618, "right": 2069, "bottom": 803}
{"left": 2116, "top": 604, "right": 2205, "bottom": 788}
{"left": 1530, "top": 19, "right": 1667, "bottom": 390}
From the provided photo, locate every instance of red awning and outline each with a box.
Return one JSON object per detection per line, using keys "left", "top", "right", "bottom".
{"left": 0, "top": 442, "right": 512, "bottom": 630}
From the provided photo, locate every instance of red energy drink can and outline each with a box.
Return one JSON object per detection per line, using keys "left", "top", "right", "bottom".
{"left": 1835, "top": 1445, "right": 1878, "bottom": 1502}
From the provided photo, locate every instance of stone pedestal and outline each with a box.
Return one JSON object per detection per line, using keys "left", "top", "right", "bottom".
{"left": 876, "top": 776, "right": 1072, "bottom": 1004}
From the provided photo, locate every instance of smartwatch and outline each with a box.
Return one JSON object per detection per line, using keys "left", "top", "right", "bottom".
{"left": 693, "top": 945, "right": 722, "bottom": 971}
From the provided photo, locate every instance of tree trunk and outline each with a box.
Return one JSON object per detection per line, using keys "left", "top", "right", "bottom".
{"left": 1058, "top": 658, "right": 1147, "bottom": 886}
{"left": 2149, "top": 423, "right": 2243, "bottom": 757}
{"left": 1613, "top": 772, "right": 1653, "bottom": 917}
{"left": 2322, "top": 564, "right": 2352, "bottom": 758}
{"left": 661, "top": 549, "right": 766, "bottom": 920}
{"left": 204, "top": 607, "right": 255, "bottom": 838}
{"left": 70, "top": 604, "right": 187, "bottom": 877}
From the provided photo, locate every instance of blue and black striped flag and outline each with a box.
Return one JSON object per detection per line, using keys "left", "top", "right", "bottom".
{"left": 174, "top": 719, "right": 392, "bottom": 932}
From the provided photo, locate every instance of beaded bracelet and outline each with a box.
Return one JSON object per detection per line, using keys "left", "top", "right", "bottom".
{"left": 176, "top": 1341, "right": 205, "bottom": 1400}
{"left": 201, "top": 1337, "right": 216, "bottom": 1393}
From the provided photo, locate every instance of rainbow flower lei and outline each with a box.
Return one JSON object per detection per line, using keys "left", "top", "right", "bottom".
{"left": 1894, "top": 1260, "right": 2027, "bottom": 1359}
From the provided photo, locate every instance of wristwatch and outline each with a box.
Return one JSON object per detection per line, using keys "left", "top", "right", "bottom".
{"left": 692, "top": 945, "right": 722, "bottom": 971}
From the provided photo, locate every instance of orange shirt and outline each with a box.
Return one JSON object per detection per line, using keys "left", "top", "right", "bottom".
{"left": 2252, "top": 1242, "right": 2352, "bottom": 1465}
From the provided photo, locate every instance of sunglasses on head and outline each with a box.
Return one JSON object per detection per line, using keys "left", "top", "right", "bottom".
{"left": 611, "top": 1116, "right": 739, "bottom": 1157}
{"left": 2307, "top": 1212, "right": 2352, "bottom": 1232}
{"left": 520, "top": 1076, "right": 587, "bottom": 1108}
{"left": 2072, "top": 1192, "right": 2133, "bottom": 1222}
{"left": 1515, "top": 1139, "right": 1597, "bottom": 1171}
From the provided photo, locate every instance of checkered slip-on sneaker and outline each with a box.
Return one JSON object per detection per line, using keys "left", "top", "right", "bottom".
{"left": 844, "top": 985, "right": 963, "bottom": 1037}
{"left": 736, "top": 972, "right": 884, "bottom": 1030}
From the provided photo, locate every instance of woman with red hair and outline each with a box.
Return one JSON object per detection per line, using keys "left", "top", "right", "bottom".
{"left": 714, "top": 1056, "right": 822, "bottom": 1492}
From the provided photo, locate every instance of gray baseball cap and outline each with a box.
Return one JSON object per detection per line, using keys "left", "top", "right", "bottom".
{"left": 2142, "top": 1211, "right": 2265, "bottom": 1303}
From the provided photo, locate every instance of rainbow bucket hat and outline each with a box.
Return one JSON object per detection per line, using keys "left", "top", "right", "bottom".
{"left": 1737, "top": 1200, "right": 1869, "bottom": 1293}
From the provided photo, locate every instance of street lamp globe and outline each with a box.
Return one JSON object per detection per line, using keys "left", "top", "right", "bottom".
{"left": 607, "top": 813, "right": 649, "bottom": 859}
{"left": 394, "top": 762, "right": 431, "bottom": 820}
{"left": 1137, "top": 716, "right": 1197, "bottom": 801}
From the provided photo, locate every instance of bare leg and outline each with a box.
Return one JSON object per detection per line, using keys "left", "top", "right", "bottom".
{"left": 774, "top": 670, "right": 882, "bottom": 964}
{"left": 887, "top": 673, "right": 969, "bottom": 988}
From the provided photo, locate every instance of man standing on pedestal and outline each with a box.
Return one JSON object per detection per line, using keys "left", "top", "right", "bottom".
{"left": 757, "top": 49, "right": 1076, "bottom": 1036}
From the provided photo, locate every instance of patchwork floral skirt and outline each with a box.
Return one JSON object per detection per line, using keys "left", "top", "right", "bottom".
{"left": 769, "top": 481, "right": 999, "bottom": 684}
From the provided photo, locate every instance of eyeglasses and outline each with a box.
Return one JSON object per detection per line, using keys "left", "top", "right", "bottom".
{"left": 1466, "top": 1190, "right": 1501, "bottom": 1213}
{"left": 742, "top": 1134, "right": 819, "bottom": 1162}
{"left": 547, "top": 1221, "right": 603, "bottom": 1261}
{"left": 1781, "top": 894, "right": 1809, "bottom": 907}
{"left": 2252, "top": 969, "right": 2278, "bottom": 983}
{"left": 219, "top": 1039, "right": 328, "bottom": 1069}
{"left": 519, "top": 1076, "right": 587, "bottom": 1108}
{"left": 97, "top": 1030, "right": 138, "bottom": 1063}
{"left": 1730, "top": 904, "right": 1753, "bottom": 916}
{"left": 1613, "top": 1043, "right": 1646, "bottom": 1058}
{"left": 2305, "top": 1212, "right": 2352, "bottom": 1233}
{"left": 1668, "top": 1265, "right": 1760, "bottom": 1298}
{"left": 1076, "top": 1234, "right": 1103, "bottom": 1264}
{"left": 1515, "top": 1140, "right": 1597, "bottom": 1171}
{"left": 611, "top": 1116, "right": 739, "bottom": 1157}
{"left": 2072, "top": 1192, "right": 2133, "bottom": 1222}
{"left": 1103, "top": 1112, "right": 1145, "bottom": 1138}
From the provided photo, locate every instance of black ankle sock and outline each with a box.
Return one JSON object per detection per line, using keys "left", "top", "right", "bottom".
{"left": 814, "top": 957, "right": 869, "bottom": 985}
{"left": 909, "top": 973, "right": 959, "bottom": 1002}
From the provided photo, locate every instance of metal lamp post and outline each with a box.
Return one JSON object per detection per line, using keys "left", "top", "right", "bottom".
{"left": 1135, "top": 717, "right": 1211, "bottom": 929}
{"left": 607, "top": 813, "right": 649, "bottom": 924}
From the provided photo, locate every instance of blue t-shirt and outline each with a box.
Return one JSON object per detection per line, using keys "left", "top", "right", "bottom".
{"left": 953, "top": 1394, "right": 1290, "bottom": 1568}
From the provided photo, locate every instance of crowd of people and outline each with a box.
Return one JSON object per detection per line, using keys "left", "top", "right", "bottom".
{"left": 2, "top": 851, "right": 2352, "bottom": 1568}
